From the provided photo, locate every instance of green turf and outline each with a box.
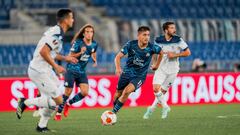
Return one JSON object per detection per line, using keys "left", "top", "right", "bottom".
{"left": 0, "top": 104, "right": 239, "bottom": 135}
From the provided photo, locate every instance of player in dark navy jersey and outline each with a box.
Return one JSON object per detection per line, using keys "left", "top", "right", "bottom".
{"left": 112, "top": 26, "right": 163, "bottom": 114}
{"left": 54, "top": 24, "right": 98, "bottom": 121}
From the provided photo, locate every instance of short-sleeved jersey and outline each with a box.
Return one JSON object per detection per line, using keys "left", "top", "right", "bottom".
{"left": 121, "top": 40, "right": 161, "bottom": 78}
{"left": 29, "top": 25, "right": 64, "bottom": 73}
{"left": 66, "top": 38, "right": 98, "bottom": 74}
{"left": 155, "top": 35, "right": 188, "bottom": 74}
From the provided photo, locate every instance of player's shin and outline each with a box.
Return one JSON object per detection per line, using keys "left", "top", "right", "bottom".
{"left": 150, "top": 97, "right": 159, "bottom": 110}
{"left": 57, "top": 94, "right": 69, "bottom": 113}
{"left": 112, "top": 99, "right": 124, "bottom": 113}
{"left": 24, "top": 96, "right": 56, "bottom": 109}
{"left": 69, "top": 92, "right": 85, "bottom": 105}
{"left": 38, "top": 108, "right": 55, "bottom": 128}
{"left": 154, "top": 91, "right": 168, "bottom": 108}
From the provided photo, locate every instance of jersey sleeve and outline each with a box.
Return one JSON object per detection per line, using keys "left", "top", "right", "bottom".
{"left": 92, "top": 43, "right": 98, "bottom": 53}
{"left": 70, "top": 40, "right": 80, "bottom": 53}
{"left": 153, "top": 44, "right": 162, "bottom": 54}
{"left": 179, "top": 38, "right": 188, "bottom": 50}
{"left": 44, "top": 35, "right": 62, "bottom": 50}
{"left": 120, "top": 41, "right": 130, "bottom": 55}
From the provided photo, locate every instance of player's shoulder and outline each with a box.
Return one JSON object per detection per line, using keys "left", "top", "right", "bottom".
{"left": 126, "top": 40, "right": 138, "bottom": 46}
{"left": 44, "top": 25, "right": 63, "bottom": 37}
{"left": 155, "top": 35, "right": 182, "bottom": 44}
{"left": 92, "top": 40, "right": 98, "bottom": 46}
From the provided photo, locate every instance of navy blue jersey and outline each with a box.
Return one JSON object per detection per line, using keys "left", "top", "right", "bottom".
{"left": 67, "top": 38, "right": 98, "bottom": 73}
{"left": 121, "top": 40, "right": 161, "bottom": 78}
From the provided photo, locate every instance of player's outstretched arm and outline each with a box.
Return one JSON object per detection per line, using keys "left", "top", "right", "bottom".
{"left": 167, "top": 48, "right": 191, "bottom": 59}
{"left": 91, "top": 52, "right": 97, "bottom": 67}
{"left": 151, "top": 50, "right": 163, "bottom": 70}
{"left": 40, "top": 44, "right": 66, "bottom": 74}
{"left": 114, "top": 52, "right": 124, "bottom": 76}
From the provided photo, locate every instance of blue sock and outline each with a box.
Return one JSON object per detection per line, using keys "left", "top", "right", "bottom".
{"left": 57, "top": 94, "right": 69, "bottom": 113}
{"left": 69, "top": 92, "right": 85, "bottom": 105}
{"left": 113, "top": 98, "right": 119, "bottom": 106}
{"left": 112, "top": 100, "right": 123, "bottom": 113}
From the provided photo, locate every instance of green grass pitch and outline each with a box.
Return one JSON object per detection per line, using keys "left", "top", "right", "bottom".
{"left": 0, "top": 104, "right": 239, "bottom": 135}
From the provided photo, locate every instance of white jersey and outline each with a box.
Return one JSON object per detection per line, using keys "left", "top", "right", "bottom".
{"left": 29, "top": 25, "right": 64, "bottom": 73}
{"left": 155, "top": 35, "right": 188, "bottom": 74}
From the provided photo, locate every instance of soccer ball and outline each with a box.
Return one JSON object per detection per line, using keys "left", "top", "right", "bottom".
{"left": 101, "top": 110, "right": 117, "bottom": 125}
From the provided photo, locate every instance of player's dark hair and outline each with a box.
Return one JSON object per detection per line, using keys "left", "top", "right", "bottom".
{"left": 71, "top": 24, "right": 95, "bottom": 44}
{"left": 137, "top": 26, "right": 150, "bottom": 33}
{"left": 162, "top": 22, "right": 175, "bottom": 31}
{"left": 56, "top": 8, "right": 72, "bottom": 22}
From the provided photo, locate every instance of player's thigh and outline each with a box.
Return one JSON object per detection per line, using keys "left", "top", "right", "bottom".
{"left": 122, "top": 83, "right": 136, "bottom": 96}
{"left": 64, "top": 71, "right": 75, "bottom": 89}
{"left": 153, "top": 68, "right": 167, "bottom": 85}
{"left": 117, "top": 73, "right": 130, "bottom": 91}
{"left": 28, "top": 68, "right": 58, "bottom": 97}
{"left": 161, "top": 73, "right": 178, "bottom": 91}
{"left": 130, "top": 77, "right": 145, "bottom": 91}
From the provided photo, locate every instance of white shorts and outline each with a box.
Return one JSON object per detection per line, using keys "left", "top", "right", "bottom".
{"left": 153, "top": 68, "right": 177, "bottom": 91}
{"left": 28, "top": 67, "right": 61, "bottom": 98}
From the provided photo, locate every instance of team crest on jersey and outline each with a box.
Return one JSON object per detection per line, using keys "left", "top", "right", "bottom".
{"left": 92, "top": 48, "right": 95, "bottom": 52}
{"left": 146, "top": 53, "right": 150, "bottom": 57}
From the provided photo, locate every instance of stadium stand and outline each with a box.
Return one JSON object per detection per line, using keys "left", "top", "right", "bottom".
{"left": 0, "top": 0, "right": 239, "bottom": 76}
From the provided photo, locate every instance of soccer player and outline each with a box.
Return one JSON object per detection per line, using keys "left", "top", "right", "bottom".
{"left": 143, "top": 22, "right": 191, "bottom": 119}
{"left": 54, "top": 24, "right": 98, "bottom": 121}
{"left": 16, "top": 9, "right": 78, "bottom": 132}
{"left": 112, "top": 26, "right": 163, "bottom": 115}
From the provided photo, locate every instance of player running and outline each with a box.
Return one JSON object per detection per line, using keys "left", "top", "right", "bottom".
{"left": 54, "top": 24, "right": 98, "bottom": 121}
{"left": 16, "top": 9, "right": 77, "bottom": 132}
{"left": 143, "top": 21, "right": 191, "bottom": 119}
{"left": 112, "top": 26, "right": 163, "bottom": 115}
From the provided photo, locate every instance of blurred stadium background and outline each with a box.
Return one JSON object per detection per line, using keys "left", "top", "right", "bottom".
{"left": 0, "top": 1, "right": 240, "bottom": 135}
{"left": 0, "top": 0, "right": 240, "bottom": 76}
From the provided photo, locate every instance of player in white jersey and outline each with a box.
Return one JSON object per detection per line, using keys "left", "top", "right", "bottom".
{"left": 143, "top": 22, "right": 191, "bottom": 119}
{"left": 16, "top": 9, "right": 78, "bottom": 132}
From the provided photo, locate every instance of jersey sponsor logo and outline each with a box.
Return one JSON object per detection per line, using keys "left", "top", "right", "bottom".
{"left": 133, "top": 57, "right": 144, "bottom": 67}
{"left": 80, "top": 54, "right": 90, "bottom": 61}
{"left": 91, "top": 48, "right": 95, "bottom": 52}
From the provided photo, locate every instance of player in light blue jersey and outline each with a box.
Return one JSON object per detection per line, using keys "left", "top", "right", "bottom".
{"left": 143, "top": 22, "right": 191, "bottom": 119}
{"left": 112, "top": 26, "right": 163, "bottom": 115}
{"left": 54, "top": 24, "right": 98, "bottom": 121}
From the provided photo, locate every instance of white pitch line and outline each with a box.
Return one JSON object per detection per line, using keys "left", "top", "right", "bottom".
{"left": 217, "top": 114, "right": 240, "bottom": 118}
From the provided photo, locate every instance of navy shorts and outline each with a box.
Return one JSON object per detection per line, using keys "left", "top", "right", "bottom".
{"left": 64, "top": 70, "right": 88, "bottom": 88}
{"left": 117, "top": 72, "right": 145, "bottom": 91}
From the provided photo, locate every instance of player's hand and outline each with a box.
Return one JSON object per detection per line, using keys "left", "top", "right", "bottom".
{"left": 115, "top": 68, "right": 122, "bottom": 76}
{"left": 166, "top": 52, "right": 176, "bottom": 59}
{"left": 80, "top": 46, "right": 87, "bottom": 54}
{"left": 92, "top": 61, "right": 97, "bottom": 67}
{"left": 65, "top": 56, "right": 78, "bottom": 64}
{"left": 150, "top": 64, "right": 158, "bottom": 71}
{"left": 55, "top": 65, "right": 66, "bottom": 74}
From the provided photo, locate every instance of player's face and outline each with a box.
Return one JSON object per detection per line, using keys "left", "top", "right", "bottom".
{"left": 166, "top": 24, "right": 176, "bottom": 36}
{"left": 84, "top": 27, "right": 94, "bottom": 40}
{"left": 138, "top": 31, "right": 150, "bottom": 45}
{"left": 65, "top": 13, "right": 74, "bottom": 28}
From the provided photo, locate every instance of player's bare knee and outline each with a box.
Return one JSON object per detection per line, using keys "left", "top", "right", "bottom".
{"left": 153, "top": 85, "right": 161, "bottom": 93}
{"left": 54, "top": 97, "right": 63, "bottom": 105}
{"left": 81, "top": 90, "right": 89, "bottom": 96}
{"left": 65, "top": 88, "right": 73, "bottom": 96}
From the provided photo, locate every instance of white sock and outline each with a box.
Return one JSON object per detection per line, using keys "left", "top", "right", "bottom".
{"left": 155, "top": 91, "right": 168, "bottom": 108}
{"left": 38, "top": 108, "right": 54, "bottom": 128}
{"left": 150, "top": 97, "right": 159, "bottom": 110}
{"left": 24, "top": 96, "right": 56, "bottom": 109}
